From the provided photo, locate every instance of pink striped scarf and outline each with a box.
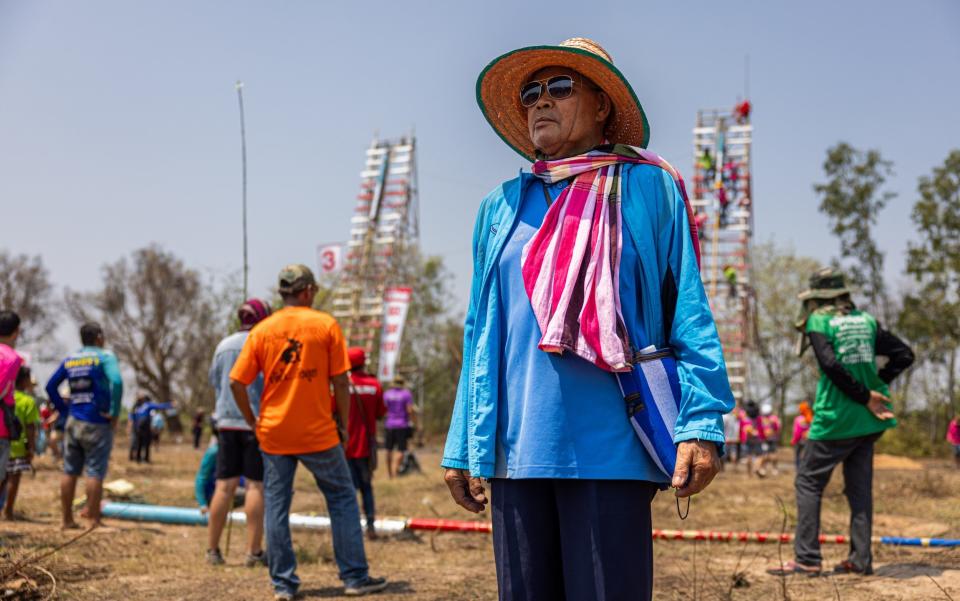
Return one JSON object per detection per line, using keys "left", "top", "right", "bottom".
{"left": 520, "top": 145, "right": 698, "bottom": 372}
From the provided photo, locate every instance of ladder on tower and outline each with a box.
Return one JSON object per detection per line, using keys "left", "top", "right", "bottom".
{"left": 330, "top": 135, "right": 419, "bottom": 364}
{"left": 691, "top": 107, "right": 754, "bottom": 403}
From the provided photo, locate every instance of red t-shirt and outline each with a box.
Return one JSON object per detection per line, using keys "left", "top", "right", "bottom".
{"left": 336, "top": 370, "right": 385, "bottom": 459}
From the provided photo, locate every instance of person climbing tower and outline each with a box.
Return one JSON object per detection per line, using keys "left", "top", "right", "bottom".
{"left": 723, "top": 264, "right": 738, "bottom": 301}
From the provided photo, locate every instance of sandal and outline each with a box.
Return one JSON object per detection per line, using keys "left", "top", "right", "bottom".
{"left": 768, "top": 560, "right": 822, "bottom": 577}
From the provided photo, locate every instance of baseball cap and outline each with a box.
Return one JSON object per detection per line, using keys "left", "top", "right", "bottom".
{"left": 278, "top": 264, "right": 317, "bottom": 295}
{"left": 348, "top": 347, "right": 366, "bottom": 368}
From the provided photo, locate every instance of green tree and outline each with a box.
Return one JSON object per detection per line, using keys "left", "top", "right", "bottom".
{"left": 65, "top": 245, "right": 231, "bottom": 418}
{"left": 750, "top": 241, "right": 821, "bottom": 426}
{"left": 394, "top": 252, "right": 463, "bottom": 435}
{"left": 901, "top": 149, "right": 960, "bottom": 428}
{"left": 813, "top": 143, "right": 896, "bottom": 324}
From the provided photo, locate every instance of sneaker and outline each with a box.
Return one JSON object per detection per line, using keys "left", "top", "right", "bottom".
{"left": 245, "top": 550, "right": 268, "bottom": 567}
{"left": 345, "top": 576, "right": 388, "bottom": 596}
{"left": 273, "top": 592, "right": 295, "bottom": 601}
{"left": 206, "top": 548, "right": 225, "bottom": 566}
{"left": 834, "top": 560, "right": 871, "bottom": 575}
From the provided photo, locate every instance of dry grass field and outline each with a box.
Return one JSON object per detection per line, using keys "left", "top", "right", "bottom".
{"left": 1, "top": 437, "right": 958, "bottom": 600}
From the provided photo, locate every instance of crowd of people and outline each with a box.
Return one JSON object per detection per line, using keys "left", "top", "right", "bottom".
{"left": 722, "top": 399, "right": 783, "bottom": 476}
{"left": 0, "top": 263, "right": 426, "bottom": 598}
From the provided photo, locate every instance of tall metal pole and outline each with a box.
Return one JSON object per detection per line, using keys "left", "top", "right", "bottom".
{"left": 744, "top": 54, "right": 750, "bottom": 99}
{"left": 236, "top": 80, "right": 249, "bottom": 299}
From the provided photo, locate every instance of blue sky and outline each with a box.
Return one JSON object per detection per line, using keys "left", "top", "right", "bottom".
{"left": 1, "top": 0, "right": 958, "bottom": 359}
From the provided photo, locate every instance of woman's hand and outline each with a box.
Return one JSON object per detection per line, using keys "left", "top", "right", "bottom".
{"left": 672, "top": 440, "right": 721, "bottom": 498}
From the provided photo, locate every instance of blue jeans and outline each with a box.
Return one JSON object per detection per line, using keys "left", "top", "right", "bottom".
{"left": 347, "top": 458, "right": 376, "bottom": 526}
{"left": 262, "top": 445, "right": 369, "bottom": 595}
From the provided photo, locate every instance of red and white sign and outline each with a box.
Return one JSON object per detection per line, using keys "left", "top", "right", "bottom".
{"left": 316, "top": 243, "right": 344, "bottom": 275}
{"left": 378, "top": 287, "right": 412, "bottom": 382}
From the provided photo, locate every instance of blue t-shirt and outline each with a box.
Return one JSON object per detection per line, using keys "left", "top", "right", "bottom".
{"left": 495, "top": 180, "right": 661, "bottom": 479}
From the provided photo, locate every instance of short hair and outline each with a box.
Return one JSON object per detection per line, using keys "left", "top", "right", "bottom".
{"left": 279, "top": 289, "right": 309, "bottom": 303}
{"left": 16, "top": 365, "right": 31, "bottom": 388}
{"left": 0, "top": 311, "right": 21, "bottom": 337}
{"left": 80, "top": 322, "right": 103, "bottom": 346}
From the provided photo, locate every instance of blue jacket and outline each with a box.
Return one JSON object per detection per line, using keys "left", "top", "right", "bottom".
{"left": 195, "top": 442, "right": 218, "bottom": 507}
{"left": 441, "top": 165, "right": 735, "bottom": 478}
{"left": 132, "top": 401, "right": 172, "bottom": 429}
{"left": 46, "top": 346, "right": 123, "bottom": 425}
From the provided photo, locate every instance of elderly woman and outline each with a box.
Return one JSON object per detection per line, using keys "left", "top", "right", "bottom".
{"left": 441, "top": 38, "right": 734, "bottom": 600}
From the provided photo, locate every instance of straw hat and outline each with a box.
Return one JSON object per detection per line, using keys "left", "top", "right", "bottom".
{"left": 477, "top": 37, "right": 650, "bottom": 162}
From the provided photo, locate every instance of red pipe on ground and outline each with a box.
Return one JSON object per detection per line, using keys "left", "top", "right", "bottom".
{"left": 406, "top": 518, "right": 493, "bottom": 533}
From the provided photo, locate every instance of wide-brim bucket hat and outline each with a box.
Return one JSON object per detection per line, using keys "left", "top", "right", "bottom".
{"left": 477, "top": 37, "right": 650, "bottom": 162}
{"left": 797, "top": 267, "right": 853, "bottom": 302}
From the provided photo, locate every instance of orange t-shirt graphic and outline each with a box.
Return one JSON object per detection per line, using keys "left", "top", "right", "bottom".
{"left": 230, "top": 306, "right": 351, "bottom": 455}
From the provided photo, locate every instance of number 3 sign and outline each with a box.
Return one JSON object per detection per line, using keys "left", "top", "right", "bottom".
{"left": 316, "top": 244, "right": 344, "bottom": 275}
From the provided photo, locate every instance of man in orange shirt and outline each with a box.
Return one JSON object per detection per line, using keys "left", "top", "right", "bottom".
{"left": 230, "top": 265, "right": 387, "bottom": 599}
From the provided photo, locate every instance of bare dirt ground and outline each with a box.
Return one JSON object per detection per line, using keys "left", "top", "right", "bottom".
{"left": 1, "top": 438, "right": 958, "bottom": 600}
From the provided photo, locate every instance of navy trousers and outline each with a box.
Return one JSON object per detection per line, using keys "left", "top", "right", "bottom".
{"left": 491, "top": 478, "right": 658, "bottom": 601}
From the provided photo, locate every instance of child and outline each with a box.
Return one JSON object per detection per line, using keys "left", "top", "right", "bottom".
{"left": 759, "top": 403, "right": 782, "bottom": 476}
{"left": 792, "top": 401, "right": 814, "bottom": 469}
{"left": 740, "top": 401, "right": 764, "bottom": 477}
{"left": 196, "top": 426, "right": 219, "bottom": 512}
{"left": 947, "top": 415, "right": 960, "bottom": 469}
{"left": 36, "top": 400, "right": 56, "bottom": 456}
{"left": 4, "top": 366, "right": 39, "bottom": 520}
{"left": 151, "top": 410, "right": 166, "bottom": 450}
{"left": 195, "top": 425, "right": 246, "bottom": 531}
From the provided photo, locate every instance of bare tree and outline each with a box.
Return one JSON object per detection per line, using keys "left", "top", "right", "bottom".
{"left": 65, "top": 245, "right": 230, "bottom": 418}
{"left": 0, "top": 250, "right": 57, "bottom": 352}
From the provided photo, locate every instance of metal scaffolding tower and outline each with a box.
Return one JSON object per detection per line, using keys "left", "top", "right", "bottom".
{"left": 691, "top": 107, "right": 754, "bottom": 403}
{"left": 330, "top": 135, "right": 419, "bottom": 366}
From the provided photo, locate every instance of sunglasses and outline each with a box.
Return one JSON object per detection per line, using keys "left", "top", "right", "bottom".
{"left": 520, "top": 75, "right": 577, "bottom": 107}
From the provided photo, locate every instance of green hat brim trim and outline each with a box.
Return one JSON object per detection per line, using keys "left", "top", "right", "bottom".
{"left": 797, "top": 287, "right": 852, "bottom": 301}
{"left": 475, "top": 45, "right": 651, "bottom": 162}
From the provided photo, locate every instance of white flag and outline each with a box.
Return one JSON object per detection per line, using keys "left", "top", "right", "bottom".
{"left": 378, "top": 287, "right": 412, "bottom": 382}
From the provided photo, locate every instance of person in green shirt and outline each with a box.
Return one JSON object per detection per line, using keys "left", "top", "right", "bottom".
{"left": 4, "top": 366, "right": 39, "bottom": 520}
{"left": 776, "top": 269, "right": 913, "bottom": 576}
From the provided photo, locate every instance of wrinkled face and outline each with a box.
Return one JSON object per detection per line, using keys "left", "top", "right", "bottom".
{"left": 524, "top": 66, "right": 611, "bottom": 159}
